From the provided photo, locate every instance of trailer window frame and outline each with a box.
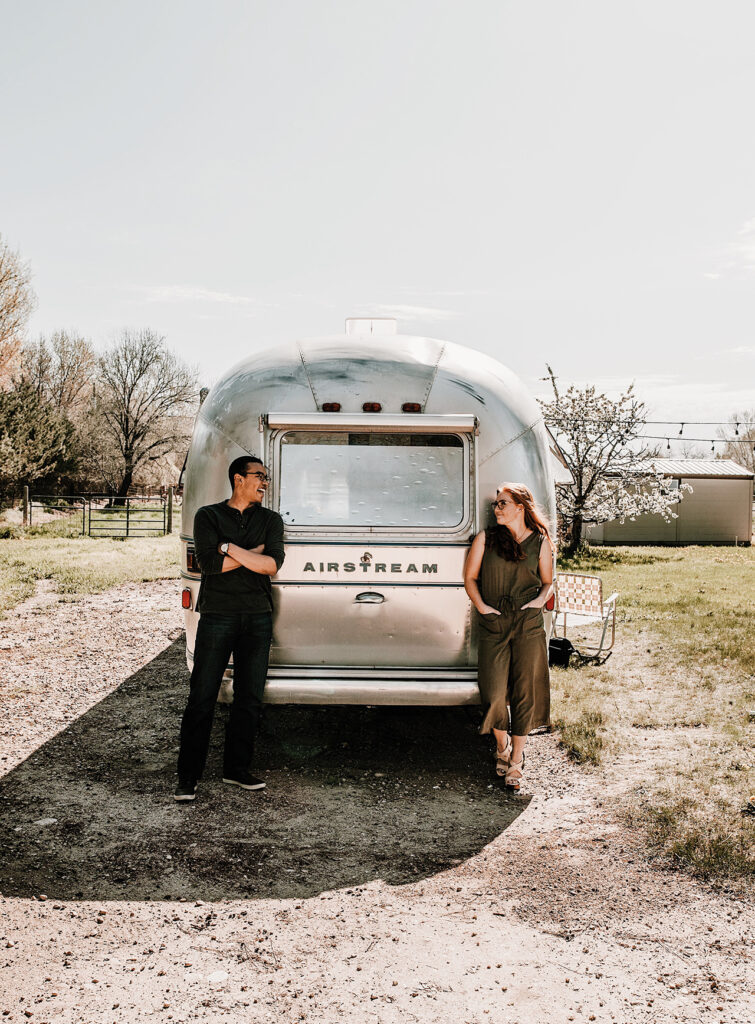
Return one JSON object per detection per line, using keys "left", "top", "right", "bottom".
{"left": 269, "top": 427, "right": 474, "bottom": 539}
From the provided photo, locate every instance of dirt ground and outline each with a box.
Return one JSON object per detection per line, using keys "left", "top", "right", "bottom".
{"left": 0, "top": 580, "right": 752, "bottom": 1023}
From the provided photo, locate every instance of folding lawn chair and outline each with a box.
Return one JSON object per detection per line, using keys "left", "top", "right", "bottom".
{"left": 553, "top": 572, "right": 619, "bottom": 664}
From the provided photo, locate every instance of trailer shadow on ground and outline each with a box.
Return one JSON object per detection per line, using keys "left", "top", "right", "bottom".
{"left": 0, "top": 641, "right": 529, "bottom": 902}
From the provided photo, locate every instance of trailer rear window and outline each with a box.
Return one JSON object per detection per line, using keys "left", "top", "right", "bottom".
{"left": 278, "top": 432, "right": 465, "bottom": 528}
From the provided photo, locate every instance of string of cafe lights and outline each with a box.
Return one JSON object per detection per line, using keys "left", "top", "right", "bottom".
{"left": 544, "top": 419, "right": 755, "bottom": 453}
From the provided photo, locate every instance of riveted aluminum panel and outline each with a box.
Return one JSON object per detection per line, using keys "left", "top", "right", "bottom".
{"left": 270, "top": 581, "right": 472, "bottom": 667}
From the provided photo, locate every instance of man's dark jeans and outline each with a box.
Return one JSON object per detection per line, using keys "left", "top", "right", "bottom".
{"left": 177, "top": 611, "right": 273, "bottom": 782}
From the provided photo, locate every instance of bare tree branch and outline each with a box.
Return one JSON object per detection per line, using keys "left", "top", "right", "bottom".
{"left": 21, "top": 331, "right": 96, "bottom": 420}
{"left": 717, "top": 409, "right": 755, "bottom": 475}
{"left": 91, "top": 329, "right": 198, "bottom": 497}
{"left": 0, "top": 235, "right": 36, "bottom": 387}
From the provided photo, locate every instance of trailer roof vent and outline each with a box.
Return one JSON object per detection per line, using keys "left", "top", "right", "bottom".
{"left": 345, "top": 317, "right": 397, "bottom": 336}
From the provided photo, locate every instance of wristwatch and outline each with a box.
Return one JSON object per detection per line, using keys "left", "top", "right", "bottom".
{"left": 220, "top": 542, "right": 229, "bottom": 555}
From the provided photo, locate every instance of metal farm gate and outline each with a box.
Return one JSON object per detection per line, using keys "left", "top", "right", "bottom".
{"left": 27, "top": 492, "right": 172, "bottom": 537}
{"left": 27, "top": 494, "right": 88, "bottom": 533}
{"left": 87, "top": 495, "right": 168, "bottom": 537}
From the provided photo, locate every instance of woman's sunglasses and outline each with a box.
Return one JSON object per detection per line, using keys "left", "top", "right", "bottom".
{"left": 491, "top": 499, "right": 514, "bottom": 511}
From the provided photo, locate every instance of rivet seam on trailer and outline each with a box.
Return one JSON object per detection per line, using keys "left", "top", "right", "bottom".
{"left": 197, "top": 412, "right": 259, "bottom": 459}
{"left": 420, "top": 344, "right": 446, "bottom": 409}
{"left": 297, "top": 344, "right": 321, "bottom": 410}
{"left": 479, "top": 417, "right": 543, "bottom": 466}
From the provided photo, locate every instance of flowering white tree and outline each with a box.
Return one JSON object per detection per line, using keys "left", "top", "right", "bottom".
{"left": 540, "top": 367, "right": 688, "bottom": 553}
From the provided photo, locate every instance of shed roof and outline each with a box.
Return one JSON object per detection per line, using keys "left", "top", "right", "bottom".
{"left": 647, "top": 458, "right": 753, "bottom": 479}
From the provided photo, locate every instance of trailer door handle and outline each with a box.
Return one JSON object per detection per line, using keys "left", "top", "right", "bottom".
{"left": 355, "top": 591, "right": 384, "bottom": 604}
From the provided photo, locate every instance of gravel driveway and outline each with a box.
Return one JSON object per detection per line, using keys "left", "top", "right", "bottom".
{"left": 0, "top": 580, "right": 752, "bottom": 1022}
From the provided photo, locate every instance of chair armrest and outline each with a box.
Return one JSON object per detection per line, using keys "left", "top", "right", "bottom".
{"left": 603, "top": 593, "right": 619, "bottom": 609}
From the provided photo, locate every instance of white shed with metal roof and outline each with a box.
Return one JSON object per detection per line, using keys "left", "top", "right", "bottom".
{"left": 585, "top": 459, "right": 753, "bottom": 546}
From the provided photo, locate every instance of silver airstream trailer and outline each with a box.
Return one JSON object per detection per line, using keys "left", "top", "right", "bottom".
{"left": 180, "top": 318, "right": 556, "bottom": 705}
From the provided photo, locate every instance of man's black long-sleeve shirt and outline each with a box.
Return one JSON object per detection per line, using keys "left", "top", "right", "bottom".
{"left": 193, "top": 500, "right": 285, "bottom": 614}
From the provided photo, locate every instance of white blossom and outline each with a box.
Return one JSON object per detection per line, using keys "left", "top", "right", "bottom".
{"left": 539, "top": 367, "right": 690, "bottom": 550}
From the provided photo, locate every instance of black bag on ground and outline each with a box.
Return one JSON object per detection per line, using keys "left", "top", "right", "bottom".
{"left": 549, "top": 637, "right": 575, "bottom": 667}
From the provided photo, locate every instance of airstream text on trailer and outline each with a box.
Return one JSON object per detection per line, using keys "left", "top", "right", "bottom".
{"left": 180, "top": 319, "right": 556, "bottom": 705}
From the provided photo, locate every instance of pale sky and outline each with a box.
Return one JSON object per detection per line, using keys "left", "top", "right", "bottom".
{"left": 2, "top": 1, "right": 754, "bottom": 447}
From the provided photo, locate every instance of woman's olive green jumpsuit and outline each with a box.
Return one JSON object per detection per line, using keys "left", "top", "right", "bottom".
{"left": 476, "top": 530, "right": 550, "bottom": 736}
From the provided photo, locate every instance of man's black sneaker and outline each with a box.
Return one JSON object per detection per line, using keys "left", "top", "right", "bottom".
{"left": 222, "top": 773, "right": 266, "bottom": 791}
{"left": 174, "top": 779, "right": 197, "bottom": 802}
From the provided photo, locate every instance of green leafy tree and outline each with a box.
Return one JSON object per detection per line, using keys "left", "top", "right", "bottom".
{"left": 0, "top": 380, "right": 74, "bottom": 502}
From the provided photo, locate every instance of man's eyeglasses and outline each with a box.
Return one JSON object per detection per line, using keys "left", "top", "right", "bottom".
{"left": 491, "top": 499, "right": 513, "bottom": 511}
{"left": 245, "top": 471, "right": 270, "bottom": 483}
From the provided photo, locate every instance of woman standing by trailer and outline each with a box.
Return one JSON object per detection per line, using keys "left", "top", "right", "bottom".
{"left": 464, "top": 483, "right": 554, "bottom": 791}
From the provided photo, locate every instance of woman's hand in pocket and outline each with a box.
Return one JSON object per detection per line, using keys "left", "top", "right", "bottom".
{"left": 478, "top": 604, "right": 500, "bottom": 617}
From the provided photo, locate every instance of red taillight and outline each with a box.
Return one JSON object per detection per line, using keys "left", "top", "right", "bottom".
{"left": 362, "top": 402, "right": 382, "bottom": 412}
{"left": 401, "top": 402, "right": 421, "bottom": 412}
{"left": 545, "top": 594, "right": 555, "bottom": 611}
{"left": 186, "top": 548, "right": 198, "bottom": 572}
{"left": 182, "top": 589, "right": 192, "bottom": 610}
{"left": 322, "top": 402, "right": 341, "bottom": 412}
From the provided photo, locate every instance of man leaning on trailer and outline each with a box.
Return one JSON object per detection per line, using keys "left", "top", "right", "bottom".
{"left": 174, "top": 455, "right": 285, "bottom": 802}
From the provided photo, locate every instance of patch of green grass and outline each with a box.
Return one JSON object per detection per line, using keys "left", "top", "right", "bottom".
{"left": 0, "top": 521, "right": 179, "bottom": 614}
{"left": 628, "top": 795, "right": 755, "bottom": 880}
{"left": 559, "top": 547, "right": 679, "bottom": 570}
{"left": 550, "top": 664, "right": 611, "bottom": 764}
{"left": 553, "top": 707, "right": 605, "bottom": 764}
{"left": 560, "top": 545, "right": 755, "bottom": 674}
{"left": 554, "top": 544, "right": 755, "bottom": 879}
{"left": 0, "top": 516, "right": 84, "bottom": 540}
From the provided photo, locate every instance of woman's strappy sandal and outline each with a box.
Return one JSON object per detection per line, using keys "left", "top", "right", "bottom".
{"left": 495, "top": 736, "right": 512, "bottom": 777}
{"left": 505, "top": 753, "right": 525, "bottom": 792}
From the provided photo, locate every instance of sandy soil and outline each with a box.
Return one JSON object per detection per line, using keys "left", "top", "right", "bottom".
{"left": 0, "top": 580, "right": 752, "bottom": 1023}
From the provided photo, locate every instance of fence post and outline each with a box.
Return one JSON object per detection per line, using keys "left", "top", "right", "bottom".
{"left": 167, "top": 487, "right": 173, "bottom": 535}
{"left": 23, "top": 486, "right": 29, "bottom": 526}
{"left": 125, "top": 498, "right": 131, "bottom": 539}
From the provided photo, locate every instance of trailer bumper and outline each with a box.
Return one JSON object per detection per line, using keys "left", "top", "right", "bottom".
{"left": 185, "top": 651, "right": 480, "bottom": 705}
{"left": 262, "top": 667, "right": 481, "bottom": 705}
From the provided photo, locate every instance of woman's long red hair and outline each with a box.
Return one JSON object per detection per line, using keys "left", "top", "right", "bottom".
{"left": 485, "top": 482, "right": 553, "bottom": 561}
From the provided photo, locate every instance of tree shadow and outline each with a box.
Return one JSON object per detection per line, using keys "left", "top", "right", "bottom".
{"left": 0, "top": 641, "right": 529, "bottom": 902}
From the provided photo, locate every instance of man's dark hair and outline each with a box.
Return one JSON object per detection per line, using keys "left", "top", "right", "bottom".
{"left": 228, "top": 455, "right": 264, "bottom": 489}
